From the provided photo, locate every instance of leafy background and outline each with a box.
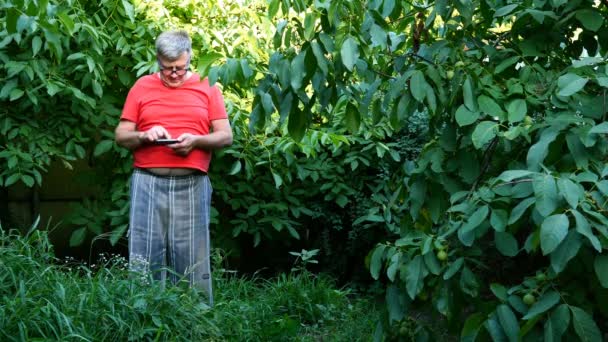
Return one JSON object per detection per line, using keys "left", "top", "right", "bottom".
{"left": 2, "top": 0, "right": 608, "bottom": 339}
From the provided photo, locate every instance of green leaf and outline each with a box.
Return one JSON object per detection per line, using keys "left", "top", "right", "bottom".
{"left": 7, "top": 8, "right": 19, "bottom": 33}
{"left": 527, "top": 127, "right": 560, "bottom": 171}
{"left": 340, "top": 36, "right": 359, "bottom": 71}
{"left": 268, "top": 0, "right": 280, "bottom": 18}
{"left": 490, "top": 209, "right": 508, "bottom": 232}
{"left": 484, "top": 313, "right": 508, "bottom": 341}
{"left": 494, "top": 4, "right": 519, "bottom": 17}
{"left": 370, "top": 245, "right": 386, "bottom": 280}
{"left": 405, "top": 255, "right": 425, "bottom": 299}
{"left": 423, "top": 252, "right": 441, "bottom": 275}
{"left": 121, "top": 0, "right": 135, "bottom": 23}
{"left": 20, "top": 175, "right": 34, "bottom": 187}
{"left": 110, "top": 224, "right": 128, "bottom": 246}
{"left": 471, "top": 121, "right": 498, "bottom": 149}
{"left": 9, "top": 89, "right": 24, "bottom": 101}
{"left": 197, "top": 52, "right": 223, "bottom": 76}
{"left": 557, "top": 178, "right": 581, "bottom": 209}
{"left": 93, "top": 140, "right": 113, "bottom": 156}
{"left": 508, "top": 197, "right": 535, "bottom": 224}
{"left": 550, "top": 230, "right": 582, "bottom": 273}
{"left": 594, "top": 255, "right": 608, "bottom": 288}
{"left": 344, "top": 102, "right": 360, "bottom": 133}
{"left": 461, "top": 313, "right": 485, "bottom": 342}
{"left": 557, "top": 73, "right": 588, "bottom": 97}
{"left": 576, "top": 9, "right": 604, "bottom": 32}
{"left": 478, "top": 95, "right": 504, "bottom": 119}
{"left": 4, "top": 173, "right": 20, "bottom": 187}
{"left": 495, "top": 231, "right": 519, "bottom": 257}
{"left": 57, "top": 11, "right": 75, "bottom": 33}
{"left": 92, "top": 80, "right": 103, "bottom": 98}
{"left": 570, "top": 306, "right": 602, "bottom": 342}
{"left": 463, "top": 76, "right": 477, "bottom": 111}
{"left": 304, "top": 12, "right": 316, "bottom": 40}
{"left": 290, "top": 52, "right": 306, "bottom": 90}
{"left": 443, "top": 257, "right": 464, "bottom": 280}
{"left": 572, "top": 210, "right": 602, "bottom": 252}
{"left": 460, "top": 205, "right": 489, "bottom": 235}
{"left": 272, "top": 172, "right": 283, "bottom": 188}
{"left": 545, "top": 305, "right": 570, "bottom": 341}
{"left": 70, "top": 227, "right": 87, "bottom": 247}
{"left": 369, "top": 23, "right": 387, "bottom": 49}
{"left": 523, "top": 291, "right": 561, "bottom": 320}
{"left": 459, "top": 266, "right": 479, "bottom": 297}
{"left": 310, "top": 41, "right": 328, "bottom": 75}
{"left": 490, "top": 283, "right": 508, "bottom": 301}
{"left": 507, "top": 99, "right": 527, "bottom": 123}
{"left": 386, "top": 285, "right": 408, "bottom": 322}
{"left": 540, "top": 214, "right": 569, "bottom": 255}
{"left": 495, "top": 56, "right": 520, "bottom": 74}
{"left": 32, "top": 36, "right": 42, "bottom": 57}
{"left": 0, "top": 80, "right": 17, "bottom": 99}
{"left": 410, "top": 70, "right": 428, "bottom": 102}
{"left": 496, "top": 304, "right": 519, "bottom": 342}
{"left": 533, "top": 174, "right": 558, "bottom": 217}
{"left": 229, "top": 160, "right": 241, "bottom": 175}
{"left": 288, "top": 108, "right": 307, "bottom": 141}
{"left": 589, "top": 122, "right": 608, "bottom": 134}
{"left": 455, "top": 104, "right": 480, "bottom": 126}
{"left": 496, "top": 170, "right": 534, "bottom": 183}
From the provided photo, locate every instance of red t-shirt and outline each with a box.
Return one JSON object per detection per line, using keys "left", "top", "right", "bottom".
{"left": 120, "top": 73, "right": 228, "bottom": 172}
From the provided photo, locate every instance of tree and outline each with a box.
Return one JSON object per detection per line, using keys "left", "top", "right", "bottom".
{"left": 249, "top": 0, "right": 608, "bottom": 339}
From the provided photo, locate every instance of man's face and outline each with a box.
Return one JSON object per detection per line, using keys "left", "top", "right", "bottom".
{"left": 158, "top": 52, "right": 190, "bottom": 88}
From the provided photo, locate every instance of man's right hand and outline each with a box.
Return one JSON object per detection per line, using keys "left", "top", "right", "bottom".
{"left": 140, "top": 125, "right": 171, "bottom": 143}
{"left": 115, "top": 121, "right": 171, "bottom": 150}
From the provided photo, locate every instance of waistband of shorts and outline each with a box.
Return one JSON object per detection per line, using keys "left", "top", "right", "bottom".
{"left": 135, "top": 168, "right": 207, "bottom": 178}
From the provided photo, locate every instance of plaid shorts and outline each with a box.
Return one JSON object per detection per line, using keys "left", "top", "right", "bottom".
{"left": 128, "top": 169, "right": 213, "bottom": 305}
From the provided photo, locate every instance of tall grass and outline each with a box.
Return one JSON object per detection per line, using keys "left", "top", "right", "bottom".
{"left": 0, "top": 229, "right": 378, "bottom": 341}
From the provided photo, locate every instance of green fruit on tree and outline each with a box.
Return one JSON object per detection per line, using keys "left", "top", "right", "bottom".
{"left": 455, "top": 61, "right": 465, "bottom": 67}
{"left": 437, "top": 250, "right": 448, "bottom": 261}
{"left": 535, "top": 273, "right": 546, "bottom": 282}
{"left": 523, "top": 293, "right": 536, "bottom": 305}
{"left": 446, "top": 70, "right": 455, "bottom": 80}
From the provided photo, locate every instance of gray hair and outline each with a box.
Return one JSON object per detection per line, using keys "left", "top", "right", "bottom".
{"left": 155, "top": 30, "right": 192, "bottom": 61}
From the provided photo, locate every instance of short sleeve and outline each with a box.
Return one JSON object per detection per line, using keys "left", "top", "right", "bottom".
{"left": 208, "top": 85, "right": 228, "bottom": 121}
{"left": 120, "top": 83, "right": 141, "bottom": 123}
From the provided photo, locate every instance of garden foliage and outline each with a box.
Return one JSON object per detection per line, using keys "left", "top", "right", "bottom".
{"left": 0, "top": 228, "right": 376, "bottom": 340}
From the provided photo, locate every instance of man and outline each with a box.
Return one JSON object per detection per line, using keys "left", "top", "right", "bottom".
{"left": 115, "top": 30, "right": 232, "bottom": 305}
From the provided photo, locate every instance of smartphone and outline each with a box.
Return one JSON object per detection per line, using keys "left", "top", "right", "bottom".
{"left": 154, "top": 138, "right": 180, "bottom": 145}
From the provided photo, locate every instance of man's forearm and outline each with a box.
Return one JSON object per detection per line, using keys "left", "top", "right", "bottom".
{"left": 115, "top": 130, "right": 144, "bottom": 150}
{"left": 194, "top": 131, "right": 233, "bottom": 150}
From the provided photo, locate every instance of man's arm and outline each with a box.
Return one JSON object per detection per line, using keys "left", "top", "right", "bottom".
{"left": 196, "top": 119, "right": 233, "bottom": 149}
{"left": 115, "top": 120, "right": 171, "bottom": 150}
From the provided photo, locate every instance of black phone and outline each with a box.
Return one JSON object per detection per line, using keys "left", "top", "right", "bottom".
{"left": 154, "top": 139, "right": 180, "bottom": 145}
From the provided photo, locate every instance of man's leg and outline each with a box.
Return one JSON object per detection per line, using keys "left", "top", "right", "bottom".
{"left": 167, "top": 174, "right": 213, "bottom": 305}
{"left": 128, "top": 170, "right": 168, "bottom": 282}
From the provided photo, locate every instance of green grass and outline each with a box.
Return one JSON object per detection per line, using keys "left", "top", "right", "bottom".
{"left": 0, "top": 229, "right": 379, "bottom": 341}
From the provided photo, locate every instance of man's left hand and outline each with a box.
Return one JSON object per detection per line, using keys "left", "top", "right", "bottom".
{"left": 170, "top": 133, "right": 198, "bottom": 156}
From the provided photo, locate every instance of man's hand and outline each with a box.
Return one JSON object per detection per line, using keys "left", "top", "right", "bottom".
{"left": 141, "top": 125, "right": 171, "bottom": 143}
{"left": 170, "top": 133, "right": 197, "bottom": 156}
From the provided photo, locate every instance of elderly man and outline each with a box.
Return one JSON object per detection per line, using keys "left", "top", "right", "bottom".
{"left": 115, "top": 30, "right": 232, "bottom": 305}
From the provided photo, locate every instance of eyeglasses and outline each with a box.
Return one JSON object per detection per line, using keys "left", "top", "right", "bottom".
{"left": 158, "top": 59, "right": 190, "bottom": 76}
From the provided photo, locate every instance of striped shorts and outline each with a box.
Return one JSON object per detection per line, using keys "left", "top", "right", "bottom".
{"left": 128, "top": 169, "right": 213, "bottom": 305}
